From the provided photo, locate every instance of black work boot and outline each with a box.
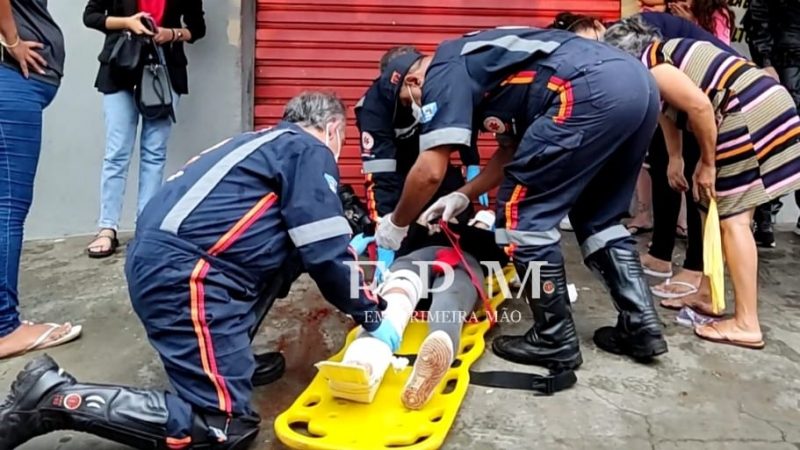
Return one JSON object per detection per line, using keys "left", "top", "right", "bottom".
{"left": 492, "top": 263, "right": 582, "bottom": 371}
{"left": 586, "top": 247, "right": 668, "bottom": 360}
{"left": 0, "top": 355, "right": 260, "bottom": 450}
{"left": 252, "top": 352, "right": 286, "bottom": 386}
{"left": 753, "top": 203, "right": 776, "bottom": 248}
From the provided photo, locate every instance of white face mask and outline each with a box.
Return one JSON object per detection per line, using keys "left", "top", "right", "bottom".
{"left": 324, "top": 123, "right": 342, "bottom": 161}
{"left": 407, "top": 85, "right": 422, "bottom": 123}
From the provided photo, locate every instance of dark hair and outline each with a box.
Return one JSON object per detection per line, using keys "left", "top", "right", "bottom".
{"left": 379, "top": 46, "right": 419, "bottom": 72}
{"left": 549, "top": 12, "right": 603, "bottom": 33}
{"left": 667, "top": 0, "right": 736, "bottom": 38}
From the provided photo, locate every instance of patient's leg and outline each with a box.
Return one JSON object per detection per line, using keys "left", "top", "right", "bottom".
{"left": 402, "top": 253, "right": 482, "bottom": 410}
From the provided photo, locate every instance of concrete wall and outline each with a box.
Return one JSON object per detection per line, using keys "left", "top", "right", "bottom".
{"left": 26, "top": 0, "right": 253, "bottom": 239}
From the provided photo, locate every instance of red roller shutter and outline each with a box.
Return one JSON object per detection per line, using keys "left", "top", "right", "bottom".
{"left": 255, "top": 0, "right": 621, "bottom": 199}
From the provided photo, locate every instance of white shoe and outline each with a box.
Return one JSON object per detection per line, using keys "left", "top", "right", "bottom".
{"left": 559, "top": 217, "right": 573, "bottom": 231}
{"left": 401, "top": 331, "right": 453, "bottom": 410}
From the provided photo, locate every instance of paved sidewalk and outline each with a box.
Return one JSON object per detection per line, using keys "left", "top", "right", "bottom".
{"left": 2, "top": 230, "right": 799, "bottom": 450}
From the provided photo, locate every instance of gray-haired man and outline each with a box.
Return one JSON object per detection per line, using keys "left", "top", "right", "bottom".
{"left": 0, "top": 92, "right": 396, "bottom": 450}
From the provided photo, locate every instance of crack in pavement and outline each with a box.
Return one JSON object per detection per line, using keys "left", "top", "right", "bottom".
{"left": 587, "top": 385, "right": 656, "bottom": 450}
{"left": 739, "top": 403, "right": 789, "bottom": 443}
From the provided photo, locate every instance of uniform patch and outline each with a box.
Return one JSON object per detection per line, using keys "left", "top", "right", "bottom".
{"left": 324, "top": 173, "right": 338, "bottom": 194}
{"left": 542, "top": 281, "right": 556, "bottom": 295}
{"left": 421, "top": 102, "right": 438, "bottom": 124}
{"left": 361, "top": 131, "right": 374, "bottom": 151}
{"left": 390, "top": 71, "right": 402, "bottom": 85}
{"left": 63, "top": 393, "right": 82, "bottom": 410}
{"left": 483, "top": 116, "right": 506, "bottom": 134}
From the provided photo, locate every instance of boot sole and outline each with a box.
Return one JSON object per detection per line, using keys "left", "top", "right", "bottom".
{"left": 401, "top": 334, "right": 452, "bottom": 410}
{"left": 492, "top": 340, "right": 583, "bottom": 372}
{"left": 629, "top": 338, "right": 669, "bottom": 360}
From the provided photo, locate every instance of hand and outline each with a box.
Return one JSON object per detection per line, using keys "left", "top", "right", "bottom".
{"left": 6, "top": 40, "right": 47, "bottom": 78}
{"left": 375, "top": 248, "right": 395, "bottom": 283}
{"left": 349, "top": 233, "right": 375, "bottom": 255}
{"left": 368, "top": 319, "right": 400, "bottom": 352}
{"left": 465, "top": 166, "right": 489, "bottom": 207}
{"left": 667, "top": 157, "right": 689, "bottom": 192}
{"left": 669, "top": 2, "right": 695, "bottom": 22}
{"left": 692, "top": 162, "right": 716, "bottom": 203}
{"left": 419, "top": 192, "right": 471, "bottom": 226}
{"left": 127, "top": 12, "right": 155, "bottom": 35}
{"left": 374, "top": 214, "right": 408, "bottom": 251}
{"left": 153, "top": 28, "right": 174, "bottom": 45}
{"left": 763, "top": 66, "right": 781, "bottom": 81}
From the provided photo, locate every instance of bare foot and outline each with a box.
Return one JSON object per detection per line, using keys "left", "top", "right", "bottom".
{"left": 0, "top": 322, "right": 75, "bottom": 359}
{"left": 695, "top": 319, "right": 764, "bottom": 349}
{"left": 641, "top": 253, "right": 672, "bottom": 274}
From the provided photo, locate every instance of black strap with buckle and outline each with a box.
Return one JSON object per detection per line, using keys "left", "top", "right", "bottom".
{"left": 396, "top": 353, "right": 576, "bottom": 396}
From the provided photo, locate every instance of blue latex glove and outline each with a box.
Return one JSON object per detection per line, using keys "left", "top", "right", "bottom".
{"left": 368, "top": 319, "right": 400, "bottom": 352}
{"left": 466, "top": 165, "right": 489, "bottom": 207}
{"left": 375, "top": 247, "right": 395, "bottom": 283}
{"left": 349, "top": 233, "right": 375, "bottom": 255}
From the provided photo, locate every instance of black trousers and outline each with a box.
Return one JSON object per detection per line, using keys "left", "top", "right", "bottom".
{"left": 645, "top": 126, "right": 703, "bottom": 271}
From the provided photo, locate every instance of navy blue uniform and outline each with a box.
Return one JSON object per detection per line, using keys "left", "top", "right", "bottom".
{"left": 126, "top": 121, "right": 382, "bottom": 437}
{"left": 356, "top": 51, "right": 476, "bottom": 254}
{"left": 418, "top": 27, "right": 660, "bottom": 265}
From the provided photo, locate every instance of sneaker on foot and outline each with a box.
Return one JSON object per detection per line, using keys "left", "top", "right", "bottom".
{"left": 401, "top": 331, "right": 453, "bottom": 410}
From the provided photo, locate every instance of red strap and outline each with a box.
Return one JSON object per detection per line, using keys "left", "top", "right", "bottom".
{"left": 439, "top": 221, "right": 497, "bottom": 327}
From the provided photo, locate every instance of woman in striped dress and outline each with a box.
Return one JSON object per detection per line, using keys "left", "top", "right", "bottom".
{"left": 604, "top": 16, "right": 800, "bottom": 349}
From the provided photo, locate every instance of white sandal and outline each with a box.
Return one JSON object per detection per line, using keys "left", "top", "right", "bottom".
{"left": 650, "top": 279, "right": 699, "bottom": 299}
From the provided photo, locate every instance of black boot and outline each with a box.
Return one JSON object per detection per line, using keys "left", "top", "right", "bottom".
{"left": 252, "top": 352, "right": 286, "bottom": 386}
{"left": 492, "top": 264, "right": 582, "bottom": 371}
{"left": 0, "top": 355, "right": 260, "bottom": 450}
{"left": 753, "top": 202, "right": 776, "bottom": 248}
{"left": 586, "top": 247, "right": 668, "bottom": 360}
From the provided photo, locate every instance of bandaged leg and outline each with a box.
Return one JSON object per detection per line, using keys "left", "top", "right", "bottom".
{"left": 316, "top": 269, "right": 424, "bottom": 403}
{"left": 402, "top": 254, "right": 480, "bottom": 410}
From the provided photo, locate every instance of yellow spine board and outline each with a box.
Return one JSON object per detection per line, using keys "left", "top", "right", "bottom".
{"left": 274, "top": 266, "right": 517, "bottom": 450}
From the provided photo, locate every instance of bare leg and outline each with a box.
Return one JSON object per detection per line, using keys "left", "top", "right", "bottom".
{"left": 695, "top": 209, "right": 764, "bottom": 346}
{"left": 627, "top": 168, "right": 653, "bottom": 232}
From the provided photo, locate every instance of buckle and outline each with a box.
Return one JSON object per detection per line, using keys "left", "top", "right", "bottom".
{"left": 529, "top": 375, "right": 555, "bottom": 395}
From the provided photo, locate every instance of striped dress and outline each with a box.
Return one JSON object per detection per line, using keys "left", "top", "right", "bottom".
{"left": 641, "top": 38, "right": 800, "bottom": 217}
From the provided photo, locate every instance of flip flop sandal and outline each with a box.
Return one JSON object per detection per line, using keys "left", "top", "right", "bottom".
{"left": 2, "top": 322, "right": 83, "bottom": 360}
{"left": 627, "top": 225, "right": 654, "bottom": 236}
{"left": 643, "top": 265, "right": 673, "bottom": 278}
{"left": 87, "top": 233, "right": 119, "bottom": 259}
{"left": 651, "top": 280, "right": 699, "bottom": 299}
{"left": 694, "top": 322, "right": 765, "bottom": 350}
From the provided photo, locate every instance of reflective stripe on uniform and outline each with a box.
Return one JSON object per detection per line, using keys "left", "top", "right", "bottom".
{"left": 581, "top": 225, "right": 631, "bottom": 258}
{"left": 495, "top": 228, "right": 561, "bottom": 246}
{"left": 288, "top": 216, "right": 352, "bottom": 247}
{"left": 461, "top": 36, "right": 561, "bottom": 56}
{"left": 159, "top": 129, "right": 292, "bottom": 234}
{"left": 420, "top": 127, "right": 472, "bottom": 152}
{"left": 363, "top": 159, "right": 397, "bottom": 174}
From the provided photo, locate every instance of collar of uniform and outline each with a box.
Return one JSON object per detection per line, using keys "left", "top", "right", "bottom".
{"left": 377, "top": 50, "right": 423, "bottom": 122}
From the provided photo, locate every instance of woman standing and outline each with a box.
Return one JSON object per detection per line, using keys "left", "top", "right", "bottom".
{"left": 0, "top": 0, "right": 82, "bottom": 359}
{"left": 605, "top": 17, "right": 800, "bottom": 349}
{"left": 83, "top": 0, "right": 205, "bottom": 258}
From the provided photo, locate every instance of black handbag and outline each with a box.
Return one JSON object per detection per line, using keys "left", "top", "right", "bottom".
{"left": 135, "top": 42, "right": 176, "bottom": 123}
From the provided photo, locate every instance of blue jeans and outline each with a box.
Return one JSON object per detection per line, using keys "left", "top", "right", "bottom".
{"left": 99, "top": 90, "right": 178, "bottom": 230}
{"left": 0, "top": 66, "right": 58, "bottom": 337}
